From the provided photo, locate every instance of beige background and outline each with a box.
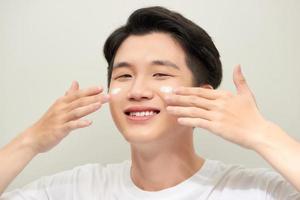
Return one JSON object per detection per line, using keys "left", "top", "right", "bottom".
{"left": 0, "top": 0, "right": 299, "bottom": 191}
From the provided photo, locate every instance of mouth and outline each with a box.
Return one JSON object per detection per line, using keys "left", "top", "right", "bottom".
{"left": 124, "top": 106, "right": 161, "bottom": 122}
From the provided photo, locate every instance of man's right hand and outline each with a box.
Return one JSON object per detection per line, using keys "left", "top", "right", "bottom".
{"left": 0, "top": 81, "right": 109, "bottom": 195}
{"left": 21, "top": 81, "right": 109, "bottom": 154}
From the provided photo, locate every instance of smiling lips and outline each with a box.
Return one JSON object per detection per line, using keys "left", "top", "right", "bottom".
{"left": 124, "top": 106, "right": 160, "bottom": 122}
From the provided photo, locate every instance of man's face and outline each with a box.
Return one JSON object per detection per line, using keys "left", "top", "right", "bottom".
{"left": 108, "top": 32, "right": 195, "bottom": 144}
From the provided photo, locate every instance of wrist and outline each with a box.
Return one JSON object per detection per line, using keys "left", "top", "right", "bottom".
{"left": 15, "top": 127, "right": 40, "bottom": 156}
{"left": 252, "top": 120, "right": 289, "bottom": 154}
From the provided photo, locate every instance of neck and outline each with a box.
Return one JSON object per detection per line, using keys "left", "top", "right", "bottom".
{"left": 129, "top": 130, "right": 204, "bottom": 191}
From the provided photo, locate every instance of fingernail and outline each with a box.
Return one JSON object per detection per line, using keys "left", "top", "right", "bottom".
{"left": 173, "top": 87, "right": 182, "bottom": 93}
{"left": 69, "top": 81, "right": 74, "bottom": 90}
{"left": 102, "top": 94, "right": 110, "bottom": 103}
{"left": 164, "top": 95, "right": 171, "bottom": 101}
{"left": 94, "top": 102, "right": 102, "bottom": 107}
{"left": 84, "top": 120, "right": 92, "bottom": 126}
{"left": 166, "top": 106, "right": 174, "bottom": 112}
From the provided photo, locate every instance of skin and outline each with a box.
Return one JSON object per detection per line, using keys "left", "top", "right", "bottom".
{"left": 109, "top": 32, "right": 300, "bottom": 192}
{"left": 0, "top": 82, "right": 109, "bottom": 195}
{"left": 0, "top": 32, "right": 299, "bottom": 195}
{"left": 109, "top": 33, "right": 211, "bottom": 190}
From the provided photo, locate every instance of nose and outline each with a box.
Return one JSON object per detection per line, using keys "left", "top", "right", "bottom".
{"left": 127, "top": 77, "right": 154, "bottom": 101}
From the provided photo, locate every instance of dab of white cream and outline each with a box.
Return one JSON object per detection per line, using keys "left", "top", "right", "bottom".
{"left": 160, "top": 86, "right": 174, "bottom": 94}
{"left": 110, "top": 87, "right": 121, "bottom": 95}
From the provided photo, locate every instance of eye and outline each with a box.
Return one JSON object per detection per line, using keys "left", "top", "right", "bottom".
{"left": 115, "top": 74, "right": 132, "bottom": 80}
{"left": 153, "top": 73, "right": 170, "bottom": 77}
{"left": 153, "top": 73, "right": 171, "bottom": 79}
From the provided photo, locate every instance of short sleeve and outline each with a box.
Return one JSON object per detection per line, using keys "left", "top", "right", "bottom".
{"left": 218, "top": 163, "right": 300, "bottom": 200}
{"left": 261, "top": 170, "right": 300, "bottom": 200}
{"left": 0, "top": 163, "right": 102, "bottom": 200}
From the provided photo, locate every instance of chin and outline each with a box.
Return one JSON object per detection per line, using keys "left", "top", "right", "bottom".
{"left": 120, "top": 126, "right": 168, "bottom": 144}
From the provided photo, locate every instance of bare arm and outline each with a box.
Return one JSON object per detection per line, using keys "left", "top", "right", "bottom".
{"left": 254, "top": 122, "right": 300, "bottom": 191}
{"left": 0, "top": 129, "right": 37, "bottom": 195}
{"left": 164, "top": 65, "right": 300, "bottom": 192}
{"left": 0, "top": 81, "right": 109, "bottom": 196}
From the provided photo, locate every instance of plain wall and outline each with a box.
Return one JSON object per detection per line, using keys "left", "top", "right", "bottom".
{"left": 0, "top": 0, "right": 299, "bottom": 191}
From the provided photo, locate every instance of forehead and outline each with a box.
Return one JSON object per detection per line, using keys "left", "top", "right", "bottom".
{"left": 113, "top": 32, "right": 187, "bottom": 69}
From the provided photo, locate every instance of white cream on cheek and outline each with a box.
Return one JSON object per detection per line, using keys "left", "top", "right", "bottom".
{"left": 109, "top": 87, "right": 122, "bottom": 95}
{"left": 159, "top": 86, "right": 174, "bottom": 94}
{"left": 109, "top": 86, "right": 174, "bottom": 97}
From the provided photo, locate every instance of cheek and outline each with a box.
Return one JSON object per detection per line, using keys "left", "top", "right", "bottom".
{"left": 108, "top": 80, "right": 185, "bottom": 101}
{"left": 154, "top": 81, "right": 183, "bottom": 96}
{"left": 108, "top": 87, "right": 125, "bottom": 110}
{"left": 108, "top": 82, "right": 128, "bottom": 98}
{"left": 159, "top": 86, "right": 174, "bottom": 94}
{"left": 108, "top": 84, "right": 124, "bottom": 109}
{"left": 110, "top": 87, "right": 122, "bottom": 95}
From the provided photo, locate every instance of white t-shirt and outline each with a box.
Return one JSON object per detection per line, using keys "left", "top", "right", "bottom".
{"left": 1, "top": 159, "right": 299, "bottom": 200}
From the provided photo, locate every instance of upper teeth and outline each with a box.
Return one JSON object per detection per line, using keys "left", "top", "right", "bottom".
{"left": 130, "top": 111, "right": 156, "bottom": 116}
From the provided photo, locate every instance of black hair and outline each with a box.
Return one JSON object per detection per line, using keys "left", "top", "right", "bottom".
{"left": 103, "top": 6, "right": 222, "bottom": 88}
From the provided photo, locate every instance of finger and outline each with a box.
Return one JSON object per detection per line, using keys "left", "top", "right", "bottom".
{"left": 164, "top": 94, "right": 214, "bottom": 110}
{"left": 233, "top": 65, "right": 252, "bottom": 95}
{"left": 64, "top": 102, "right": 102, "bottom": 122}
{"left": 174, "top": 87, "right": 221, "bottom": 100}
{"left": 65, "top": 93, "right": 109, "bottom": 112}
{"left": 62, "top": 119, "right": 93, "bottom": 133}
{"left": 65, "top": 81, "right": 79, "bottom": 96}
{"left": 177, "top": 117, "right": 212, "bottom": 130}
{"left": 64, "top": 86, "right": 103, "bottom": 103}
{"left": 166, "top": 106, "right": 213, "bottom": 121}
{"left": 233, "top": 65, "right": 258, "bottom": 106}
{"left": 69, "top": 80, "right": 79, "bottom": 92}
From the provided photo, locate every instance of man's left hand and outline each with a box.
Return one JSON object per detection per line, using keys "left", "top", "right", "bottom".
{"left": 165, "top": 65, "right": 271, "bottom": 150}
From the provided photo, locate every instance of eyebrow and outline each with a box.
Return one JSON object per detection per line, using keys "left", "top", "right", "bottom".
{"left": 112, "top": 60, "right": 180, "bottom": 70}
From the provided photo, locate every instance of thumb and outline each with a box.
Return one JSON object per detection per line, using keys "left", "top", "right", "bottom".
{"left": 65, "top": 80, "right": 79, "bottom": 95}
{"left": 69, "top": 80, "right": 79, "bottom": 92}
{"left": 233, "top": 65, "right": 251, "bottom": 95}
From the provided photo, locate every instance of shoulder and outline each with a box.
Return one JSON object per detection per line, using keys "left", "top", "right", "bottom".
{"left": 1, "top": 160, "right": 131, "bottom": 199}
{"left": 204, "top": 159, "right": 299, "bottom": 199}
{"left": 42, "top": 160, "right": 131, "bottom": 186}
{"left": 205, "top": 159, "right": 285, "bottom": 187}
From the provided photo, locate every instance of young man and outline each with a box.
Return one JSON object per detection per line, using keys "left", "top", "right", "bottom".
{"left": 0, "top": 6, "right": 299, "bottom": 199}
